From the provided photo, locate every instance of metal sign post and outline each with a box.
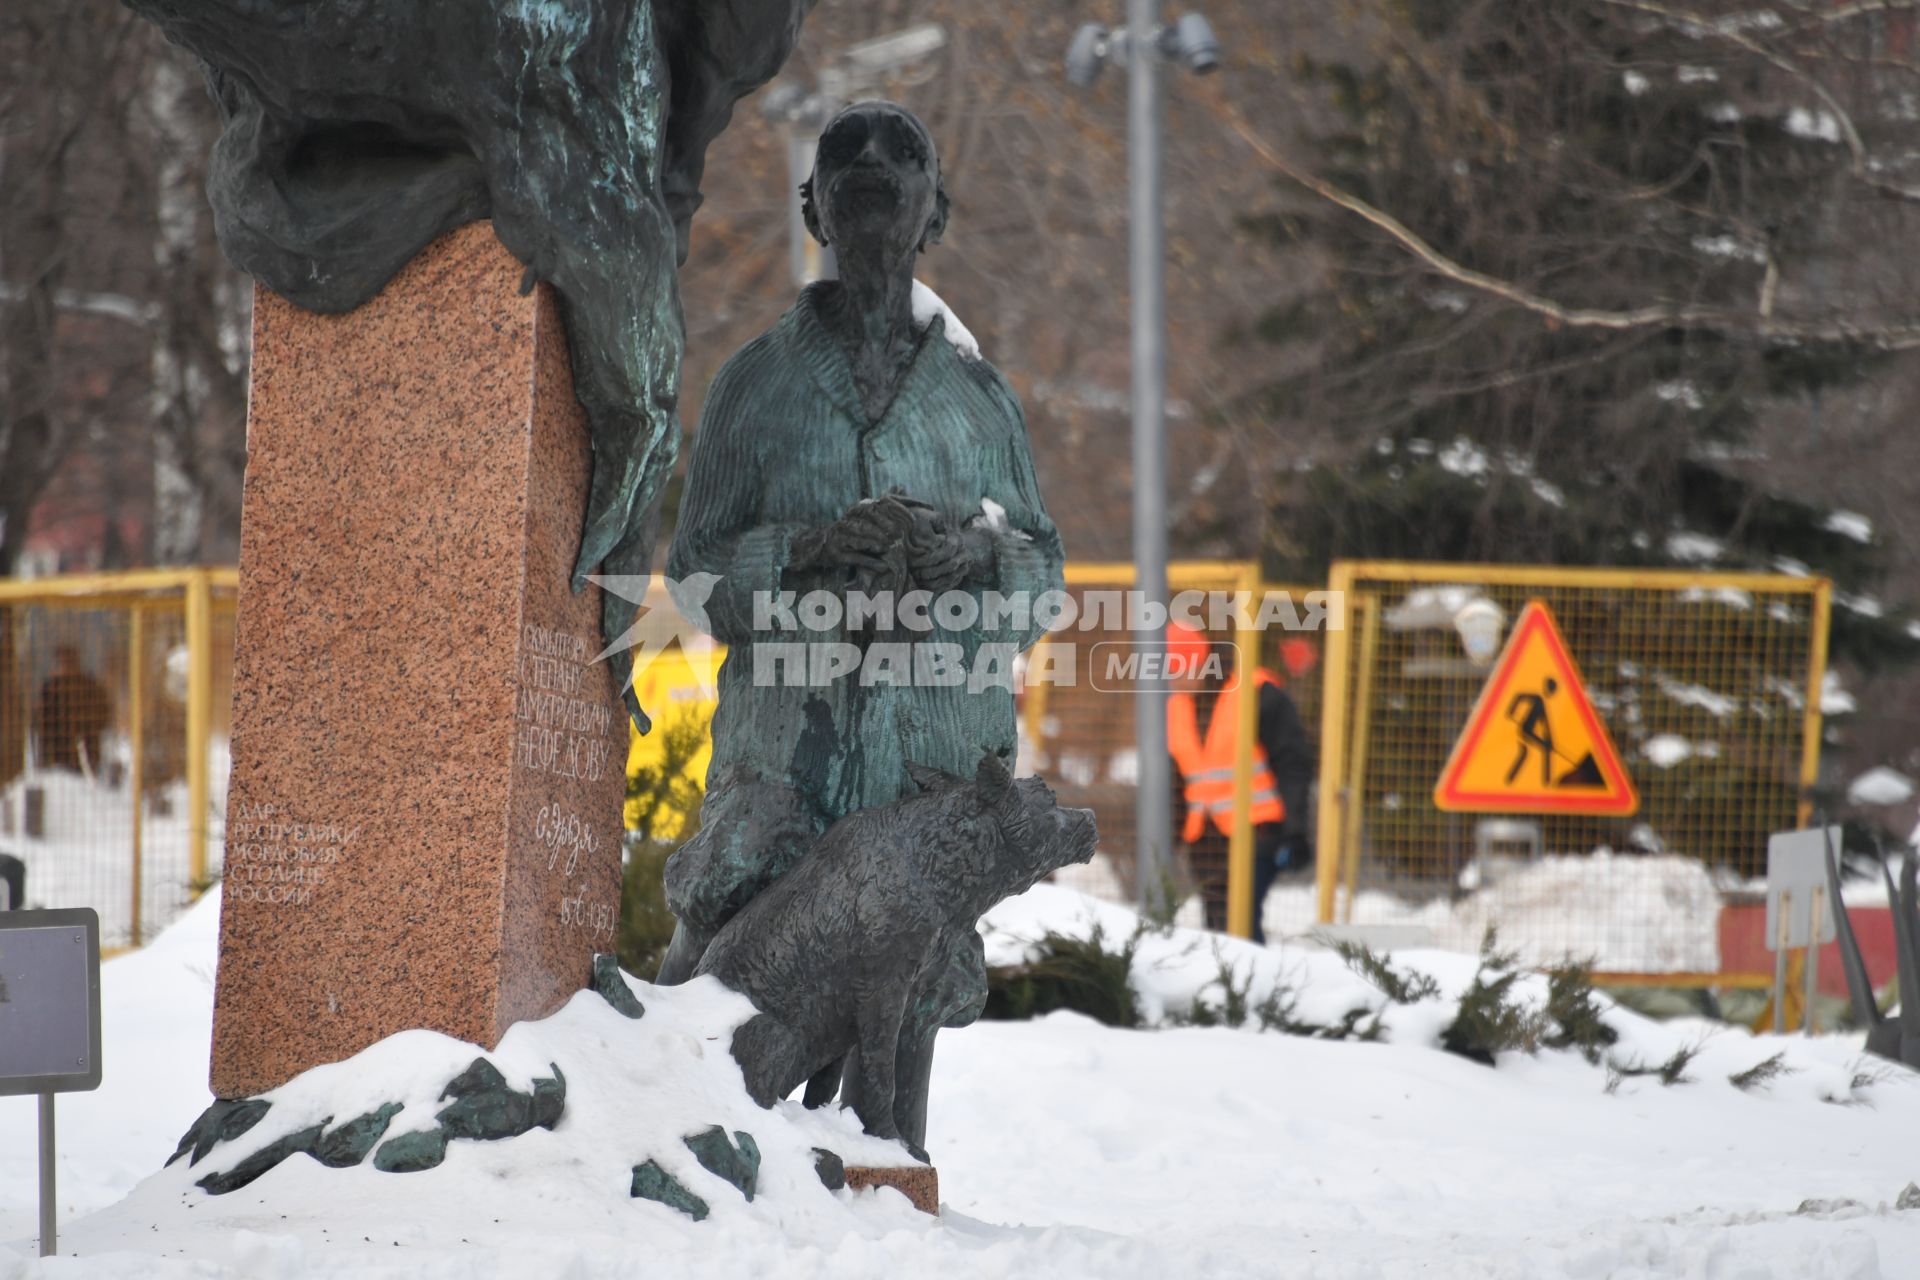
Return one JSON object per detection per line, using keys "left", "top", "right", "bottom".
{"left": 1765, "top": 828, "right": 1840, "bottom": 1034}
{"left": 0, "top": 908, "right": 103, "bottom": 1257}
{"left": 39, "top": 1093, "right": 55, "bottom": 1255}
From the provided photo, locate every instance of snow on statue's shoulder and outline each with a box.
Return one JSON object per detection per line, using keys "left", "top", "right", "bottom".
{"left": 912, "top": 280, "right": 980, "bottom": 361}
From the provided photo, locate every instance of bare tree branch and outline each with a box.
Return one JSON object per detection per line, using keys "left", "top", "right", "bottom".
{"left": 1197, "top": 82, "right": 1920, "bottom": 352}
{"left": 1804, "top": 0, "right": 1920, "bottom": 26}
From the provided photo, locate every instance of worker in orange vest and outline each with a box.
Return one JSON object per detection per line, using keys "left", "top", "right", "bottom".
{"left": 1165, "top": 622, "right": 1315, "bottom": 942}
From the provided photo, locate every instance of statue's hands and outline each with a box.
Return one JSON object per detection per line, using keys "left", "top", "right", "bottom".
{"left": 893, "top": 493, "right": 993, "bottom": 594}
{"left": 790, "top": 497, "right": 917, "bottom": 576}
{"left": 788, "top": 491, "right": 993, "bottom": 600}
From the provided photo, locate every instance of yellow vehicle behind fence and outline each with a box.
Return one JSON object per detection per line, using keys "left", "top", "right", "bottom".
{"left": 624, "top": 629, "right": 722, "bottom": 841}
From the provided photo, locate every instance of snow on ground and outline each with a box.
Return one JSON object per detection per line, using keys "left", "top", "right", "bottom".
{"left": 1257, "top": 852, "right": 1726, "bottom": 972}
{"left": 1642, "top": 733, "right": 1720, "bottom": 767}
{"left": 1678, "top": 584, "right": 1753, "bottom": 610}
{"left": 5, "top": 886, "right": 1920, "bottom": 1278}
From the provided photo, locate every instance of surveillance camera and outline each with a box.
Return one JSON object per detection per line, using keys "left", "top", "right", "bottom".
{"left": 1173, "top": 14, "right": 1220, "bottom": 74}
{"left": 841, "top": 23, "right": 947, "bottom": 79}
{"left": 1066, "top": 23, "right": 1109, "bottom": 89}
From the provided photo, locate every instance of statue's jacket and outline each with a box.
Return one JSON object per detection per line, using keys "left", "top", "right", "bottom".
{"left": 668, "top": 282, "right": 1065, "bottom": 823}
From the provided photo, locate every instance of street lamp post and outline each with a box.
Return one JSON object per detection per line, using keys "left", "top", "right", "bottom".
{"left": 1066, "top": 8, "right": 1219, "bottom": 914}
{"left": 1129, "top": 0, "right": 1172, "bottom": 917}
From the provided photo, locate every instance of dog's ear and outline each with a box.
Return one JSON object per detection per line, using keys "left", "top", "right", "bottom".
{"left": 974, "top": 751, "right": 1015, "bottom": 804}
{"left": 906, "top": 761, "right": 965, "bottom": 793}
{"left": 974, "top": 752, "right": 1034, "bottom": 851}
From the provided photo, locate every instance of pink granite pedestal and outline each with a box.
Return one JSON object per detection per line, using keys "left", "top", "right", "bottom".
{"left": 210, "top": 221, "right": 627, "bottom": 1098}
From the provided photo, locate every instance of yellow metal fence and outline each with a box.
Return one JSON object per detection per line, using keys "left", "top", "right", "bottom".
{"left": 0, "top": 569, "right": 236, "bottom": 949}
{"left": 1314, "top": 562, "right": 1829, "bottom": 980}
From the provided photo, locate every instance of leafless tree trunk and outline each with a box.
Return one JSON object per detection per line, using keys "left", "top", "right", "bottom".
{"left": 1, "top": 0, "right": 244, "bottom": 573}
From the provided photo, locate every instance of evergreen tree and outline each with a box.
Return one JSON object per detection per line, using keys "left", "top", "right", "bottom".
{"left": 1231, "top": 0, "right": 1920, "bottom": 861}
{"left": 1243, "top": 0, "right": 1919, "bottom": 668}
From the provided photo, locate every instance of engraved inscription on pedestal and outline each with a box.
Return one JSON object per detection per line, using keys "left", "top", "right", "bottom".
{"left": 515, "top": 624, "right": 619, "bottom": 783}
{"left": 226, "top": 802, "right": 360, "bottom": 908}
{"left": 512, "top": 623, "right": 624, "bottom": 951}
{"left": 539, "top": 800, "right": 616, "bottom": 942}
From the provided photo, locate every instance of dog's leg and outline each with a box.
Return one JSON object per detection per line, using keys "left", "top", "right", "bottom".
{"left": 846, "top": 986, "right": 910, "bottom": 1141}
{"left": 655, "top": 920, "right": 712, "bottom": 985}
{"left": 729, "top": 1014, "right": 809, "bottom": 1107}
{"left": 802, "top": 1056, "right": 845, "bottom": 1109}
{"left": 892, "top": 1029, "right": 935, "bottom": 1162}
{"left": 891, "top": 932, "right": 986, "bottom": 1157}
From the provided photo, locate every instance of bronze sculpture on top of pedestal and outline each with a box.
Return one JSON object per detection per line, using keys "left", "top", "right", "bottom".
{"left": 124, "top": 0, "right": 820, "bottom": 728}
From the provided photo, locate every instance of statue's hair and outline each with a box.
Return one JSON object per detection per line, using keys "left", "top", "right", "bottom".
{"left": 800, "top": 103, "right": 950, "bottom": 253}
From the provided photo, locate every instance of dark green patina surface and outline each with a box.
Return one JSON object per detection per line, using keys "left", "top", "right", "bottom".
{"left": 658, "top": 104, "right": 1086, "bottom": 1162}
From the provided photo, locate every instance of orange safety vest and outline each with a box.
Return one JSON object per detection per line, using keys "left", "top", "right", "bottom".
{"left": 1168, "top": 668, "right": 1285, "bottom": 842}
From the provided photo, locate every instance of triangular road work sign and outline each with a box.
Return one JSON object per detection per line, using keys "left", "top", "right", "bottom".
{"left": 1433, "top": 600, "right": 1638, "bottom": 816}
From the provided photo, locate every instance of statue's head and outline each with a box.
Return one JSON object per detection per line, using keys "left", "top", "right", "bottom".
{"left": 801, "top": 101, "right": 950, "bottom": 257}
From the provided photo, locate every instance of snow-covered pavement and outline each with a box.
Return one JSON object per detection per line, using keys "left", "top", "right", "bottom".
{"left": 2, "top": 887, "right": 1917, "bottom": 1278}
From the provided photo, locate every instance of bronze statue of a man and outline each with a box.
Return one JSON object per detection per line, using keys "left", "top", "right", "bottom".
{"left": 658, "top": 102, "right": 1066, "bottom": 982}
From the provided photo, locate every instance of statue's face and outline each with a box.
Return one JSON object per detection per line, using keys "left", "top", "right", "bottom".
{"left": 811, "top": 104, "right": 940, "bottom": 256}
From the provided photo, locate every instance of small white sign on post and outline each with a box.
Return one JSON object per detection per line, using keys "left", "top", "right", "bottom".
{"left": 0, "top": 908, "right": 102, "bottom": 1258}
{"left": 1766, "top": 827, "right": 1840, "bottom": 949}
{"left": 1765, "top": 826, "right": 1841, "bottom": 1034}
